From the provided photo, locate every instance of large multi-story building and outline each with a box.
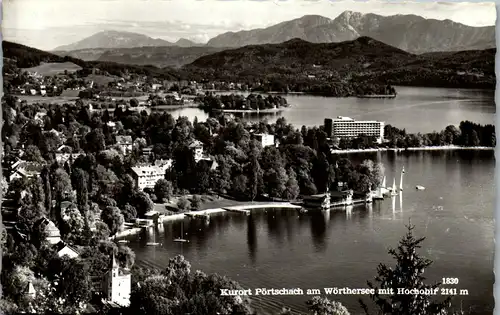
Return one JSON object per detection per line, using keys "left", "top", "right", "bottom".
{"left": 130, "top": 165, "right": 164, "bottom": 190}
{"left": 324, "top": 117, "right": 385, "bottom": 144}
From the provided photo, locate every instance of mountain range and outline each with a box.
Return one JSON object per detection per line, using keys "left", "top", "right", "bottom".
{"left": 2, "top": 36, "right": 495, "bottom": 92}
{"left": 53, "top": 30, "right": 202, "bottom": 51}
{"left": 54, "top": 46, "right": 227, "bottom": 68}
{"left": 184, "top": 37, "right": 495, "bottom": 90}
{"left": 53, "top": 11, "right": 495, "bottom": 58}
{"left": 207, "top": 11, "right": 495, "bottom": 54}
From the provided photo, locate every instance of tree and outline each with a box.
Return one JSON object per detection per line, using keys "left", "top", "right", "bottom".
{"left": 191, "top": 195, "right": 202, "bottom": 210}
{"left": 101, "top": 206, "right": 125, "bottom": 235}
{"left": 307, "top": 296, "right": 350, "bottom": 315}
{"left": 283, "top": 168, "right": 300, "bottom": 200}
{"left": 51, "top": 168, "right": 72, "bottom": 224}
{"left": 470, "top": 130, "right": 480, "bottom": 146}
{"left": 177, "top": 196, "right": 190, "bottom": 211}
{"left": 72, "top": 168, "right": 89, "bottom": 212}
{"left": 118, "top": 245, "right": 136, "bottom": 269}
{"left": 130, "top": 255, "right": 252, "bottom": 315}
{"left": 122, "top": 203, "right": 138, "bottom": 222}
{"left": 130, "top": 98, "right": 139, "bottom": 107}
{"left": 154, "top": 179, "right": 174, "bottom": 202}
{"left": 360, "top": 223, "right": 452, "bottom": 315}
{"left": 23, "top": 145, "right": 45, "bottom": 162}
{"left": 42, "top": 256, "right": 92, "bottom": 313}
{"left": 132, "top": 191, "right": 154, "bottom": 218}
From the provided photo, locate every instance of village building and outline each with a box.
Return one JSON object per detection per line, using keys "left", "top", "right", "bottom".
{"left": 25, "top": 282, "right": 36, "bottom": 300}
{"left": 254, "top": 133, "right": 275, "bottom": 148}
{"left": 55, "top": 145, "right": 84, "bottom": 165}
{"left": 154, "top": 158, "right": 173, "bottom": 173}
{"left": 107, "top": 122, "right": 116, "bottom": 131}
{"left": 56, "top": 241, "right": 80, "bottom": 259}
{"left": 142, "top": 145, "right": 154, "bottom": 157}
{"left": 9, "top": 161, "right": 44, "bottom": 182}
{"left": 188, "top": 140, "right": 204, "bottom": 162}
{"left": 130, "top": 165, "right": 164, "bottom": 190}
{"left": 37, "top": 217, "right": 61, "bottom": 245}
{"left": 101, "top": 254, "right": 131, "bottom": 307}
{"left": 116, "top": 136, "right": 133, "bottom": 155}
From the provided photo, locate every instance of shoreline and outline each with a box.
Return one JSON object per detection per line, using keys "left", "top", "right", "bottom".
{"left": 110, "top": 203, "right": 301, "bottom": 239}
{"left": 212, "top": 108, "right": 286, "bottom": 113}
{"left": 330, "top": 146, "right": 494, "bottom": 154}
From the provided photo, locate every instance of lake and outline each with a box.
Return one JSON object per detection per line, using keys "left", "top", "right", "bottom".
{"left": 127, "top": 150, "right": 495, "bottom": 315}
{"left": 160, "top": 86, "right": 495, "bottom": 133}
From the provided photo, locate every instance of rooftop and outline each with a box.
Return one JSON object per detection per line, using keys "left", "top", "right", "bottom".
{"left": 331, "top": 116, "right": 383, "bottom": 123}
{"left": 116, "top": 135, "right": 133, "bottom": 144}
{"left": 130, "top": 165, "right": 163, "bottom": 176}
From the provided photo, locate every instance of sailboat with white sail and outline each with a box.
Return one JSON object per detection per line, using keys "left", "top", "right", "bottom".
{"left": 391, "top": 178, "right": 398, "bottom": 196}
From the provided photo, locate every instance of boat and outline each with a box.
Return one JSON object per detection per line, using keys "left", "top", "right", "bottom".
{"left": 391, "top": 178, "right": 398, "bottom": 196}
{"left": 173, "top": 238, "right": 189, "bottom": 243}
{"left": 416, "top": 185, "right": 426, "bottom": 190}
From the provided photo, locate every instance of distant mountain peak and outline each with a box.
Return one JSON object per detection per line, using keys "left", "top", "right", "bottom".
{"left": 53, "top": 30, "right": 174, "bottom": 51}
{"left": 206, "top": 11, "right": 495, "bottom": 54}
{"left": 174, "top": 38, "right": 202, "bottom": 47}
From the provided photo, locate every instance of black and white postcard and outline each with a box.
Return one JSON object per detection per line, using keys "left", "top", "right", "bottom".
{"left": 1, "top": 0, "right": 496, "bottom": 314}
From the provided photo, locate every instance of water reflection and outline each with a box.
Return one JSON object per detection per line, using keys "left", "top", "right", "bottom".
{"left": 247, "top": 216, "right": 257, "bottom": 265}
{"left": 310, "top": 211, "right": 327, "bottom": 252}
{"left": 392, "top": 196, "right": 396, "bottom": 220}
{"left": 346, "top": 206, "right": 353, "bottom": 220}
{"left": 399, "top": 191, "right": 403, "bottom": 213}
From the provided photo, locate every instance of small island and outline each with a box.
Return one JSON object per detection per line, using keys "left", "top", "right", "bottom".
{"left": 197, "top": 92, "right": 289, "bottom": 113}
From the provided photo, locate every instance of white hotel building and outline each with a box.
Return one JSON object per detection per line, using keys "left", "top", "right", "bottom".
{"left": 131, "top": 165, "right": 165, "bottom": 190}
{"left": 325, "top": 117, "right": 385, "bottom": 144}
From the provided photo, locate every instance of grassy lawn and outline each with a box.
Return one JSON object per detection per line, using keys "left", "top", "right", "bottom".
{"left": 18, "top": 95, "right": 79, "bottom": 105}
{"left": 22, "top": 62, "right": 82, "bottom": 76}
{"left": 154, "top": 195, "right": 247, "bottom": 213}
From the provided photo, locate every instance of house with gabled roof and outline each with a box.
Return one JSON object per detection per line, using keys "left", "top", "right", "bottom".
{"left": 9, "top": 161, "right": 44, "bottom": 182}
{"left": 55, "top": 240, "right": 80, "bottom": 259}
{"left": 36, "top": 217, "right": 61, "bottom": 245}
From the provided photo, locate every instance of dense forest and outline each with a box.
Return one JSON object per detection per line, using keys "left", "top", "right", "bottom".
{"left": 197, "top": 93, "right": 289, "bottom": 111}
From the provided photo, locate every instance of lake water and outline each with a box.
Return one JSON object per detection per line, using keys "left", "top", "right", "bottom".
{"left": 127, "top": 150, "right": 495, "bottom": 315}
{"left": 162, "top": 86, "right": 495, "bottom": 133}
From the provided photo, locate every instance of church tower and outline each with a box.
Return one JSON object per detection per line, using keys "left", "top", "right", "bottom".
{"left": 102, "top": 253, "right": 131, "bottom": 307}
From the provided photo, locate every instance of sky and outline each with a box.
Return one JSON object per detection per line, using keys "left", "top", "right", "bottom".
{"left": 1, "top": 0, "right": 497, "bottom": 51}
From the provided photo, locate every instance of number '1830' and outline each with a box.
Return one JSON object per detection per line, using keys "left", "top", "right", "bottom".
{"left": 442, "top": 278, "right": 459, "bottom": 284}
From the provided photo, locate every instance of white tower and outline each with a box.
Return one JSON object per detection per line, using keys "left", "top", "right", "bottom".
{"left": 103, "top": 253, "right": 131, "bottom": 307}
